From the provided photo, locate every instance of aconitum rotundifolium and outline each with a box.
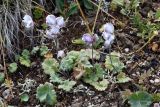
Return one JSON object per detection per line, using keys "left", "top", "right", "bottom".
{"left": 45, "top": 15, "right": 65, "bottom": 39}
{"left": 103, "top": 23, "right": 114, "bottom": 34}
{"left": 22, "top": 15, "right": 34, "bottom": 29}
{"left": 82, "top": 33, "right": 93, "bottom": 45}
{"left": 56, "top": 16, "right": 65, "bottom": 28}
{"left": 101, "top": 23, "right": 115, "bottom": 49}
{"left": 46, "top": 26, "right": 60, "bottom": 39}
{"left": 46, "top": 15, "right": 57, "bottom": 27}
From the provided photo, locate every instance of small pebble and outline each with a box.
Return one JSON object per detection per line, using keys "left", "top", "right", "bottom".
{"left": 154, "top": 79, "right": 160, "bottom": 83}
{"left": 124, "top": 48, "right": 129, "bottom": 53}
{"left": 149, "top": 80, "right": 154, "bottom": 84}
{"left": 132, "top": 74, "right": 136, "bottom": 76}
{"left": 136, "top": 72, "right": 140, "bottom": 75}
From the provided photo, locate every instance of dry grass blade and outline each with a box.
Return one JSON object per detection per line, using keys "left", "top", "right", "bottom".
{"left": 0, "top": 0, "right": 33, "bottom": 58}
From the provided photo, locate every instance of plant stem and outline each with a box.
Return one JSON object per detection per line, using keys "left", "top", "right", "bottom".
{"left": 75, "top": 0, "right": 92, "bottom": 34}
{"left": 92, "top": 0, "right": 103, "bottom": 33}
{"left": 91, "top": 0, "right": 102, "bottom": 67}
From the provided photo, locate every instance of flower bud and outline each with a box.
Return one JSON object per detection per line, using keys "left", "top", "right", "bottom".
{"left": 82, "top": 33, "right": 93, "bottom": 45}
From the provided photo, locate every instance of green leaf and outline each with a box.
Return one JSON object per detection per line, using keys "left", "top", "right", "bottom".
{"left": 50, "top": 73, "right": 76, "bottom": 92}
{"left": 112, "top": 0, "right": 124, "bottom": 6}
{"left": 93, "top": 37, "right": 104, "bottom": 49}
{"left": 40, "top": 46, "right": 49, "bottom": 56}
{"left": 19, "top": 57, "right": 31, "bottom": 67}
{"left": 41, "top": 23, "right": 48, "bottom": 30}
{"left": 155, "top": 9, "right": 160, "bottom": 19}
{"left": 42, "top": 58, "right": 59, "bottom": 75}
{"left": 128, "top": 91, "right": 152, "bottom": 107}
{"left": 60, "top": 51, "right": 79, "bottom": 71}
{"left": 91, "top": 79, "right": 109, "bottom": 91}
{"left": 82, "top": 64, "right": 107, "bottom": 91}
{"left": 66, "top": 3, "right": 78, "bottom": 17}
{"left": 36, "top": 82, "right": 57, "bottom": 105}
{"left": 72, "top": 38, "right": 85, "bottom": 45}
{"left": 80, "top": 49, "right": 100, "bottom": 60}
{"left": 8, "top": 63, "right": 18, "bottom": 73}
{"left": 31, "top": 46, "right": 40, "bottom": 54}
{"left": 83, "top": 0, "right": 94, "bottom": 10}
{"left": 50, "top": 73, "right": 63, "bottom": 84}
{"left": 20, "top": 93, "right": 29, "bottom": 102}
{"left": 0, "top": 73, "right": 5, "bottom": 83}
{"left": 105, "top": 52, "right": 125, "bottom": 72}
{"left": 19, "top": 49, "right": 31, "bottom": 67}
{"left": 116, "top": 72, "right": 131, "bottom": 83}
{"left": 58, "top": 80, "right": 76, "bottom": 92}
{"left": 55, "top": 0, "right": 64, "bottom": 14}
{"left": 33, "top": 7, "right": 43, "bottom": 19}
{"left": 152, "top": 93, "right": 160, "bottom": 102}
{"left": 21, "top": 49, "right": 30, "bottom": 59}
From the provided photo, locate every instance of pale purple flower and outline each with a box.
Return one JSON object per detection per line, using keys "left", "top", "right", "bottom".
{"left": 46, "top": 26, "right": 60, "bottom": 39}
{"left": 45, "top": 15, "right": 65, "bottom": 39}
{"left": 82, "top": 33, "right": 93, "bottom": 45}
{"left": 56, "top": 16, "right": 65, "bottom": 28}
{"left": 22, "top": 15, "right": 34, "bottom": 29}
{"left": 104, "top": 40, "right": 111, "bottom": 48}
{"left": 46, "top": 15, "right": 57, "bottom": 27}
{"left": 102, "top": 32, "right": 111, "bottom": 40}
{"left": 103, "top": 23, "right": 114, "bottom": 34}
{"left": 46, "top": 15, "right": 65, "bottom": 28}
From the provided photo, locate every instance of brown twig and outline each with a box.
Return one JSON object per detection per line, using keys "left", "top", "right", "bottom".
{"left": 75, "top": 0, "right": 92, "bottom": 34}
{"left": 92, "top": 0, "right": 103, "bottom": 33}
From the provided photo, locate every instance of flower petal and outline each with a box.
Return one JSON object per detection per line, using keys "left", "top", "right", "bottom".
{"left": 82, "top": 33, "right": 93, "bottom": 44}
{"left": 56, "top": 16, "right": 65, "bottom": 28}
{"left": 103, "top": 23, "right": 114, "bottom": 34}
{"left": 22, "top": 15, "right": 34, "bottom": 28}
{"left": 46, "top": 15, "right": 56, "bottom": 27}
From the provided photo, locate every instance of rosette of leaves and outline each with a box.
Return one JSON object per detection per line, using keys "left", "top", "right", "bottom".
{"left": 19, "top": 49, "right": 31, "bottom": 67}
{"left": 105, "top": 52, "right": 125, "bottom": 73}
{"left": 60, "top": 51, "right": 79, "bottom": 71}
{"left": 82, "top": 64, "right": 109, "bottom": 91}
{"left": 71, "top": 49, "right": 100, "bottom": 79}
{"left": 42, "top": 58, "right": 59, "bottom": 75}
{"left": 50, "top": 74, "right": 76, "bottom": 92}
{"left": 8, "top": 63, "right": 18, "bottom": 73}
{"left": 116, "top": 72, "right": 131, "bottom": 83}
{"left": 36, "top": 82, "right": 57, "bottom": 106}
{"left": 128, "top": 91, "right": 152, "bottom": 107}
{"left": 31, "top": 46, "right": 49, "bottom": 56}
